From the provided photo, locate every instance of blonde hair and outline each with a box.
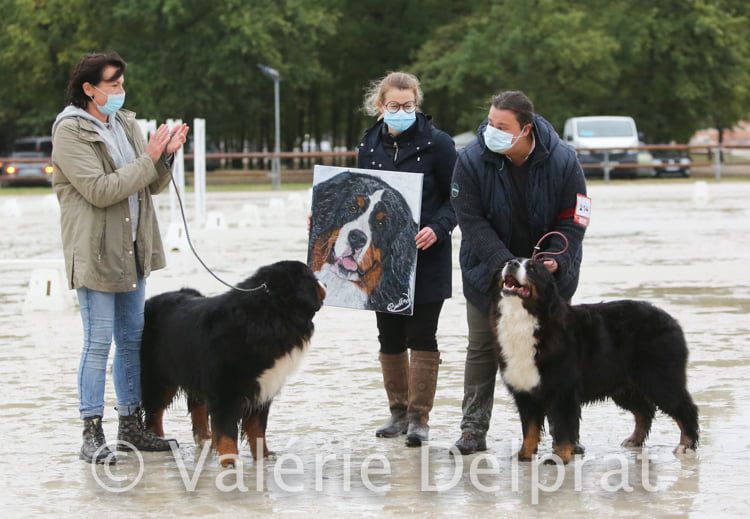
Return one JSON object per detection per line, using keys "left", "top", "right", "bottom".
{"left": 362, "top": 71, "right": 424, "bottom": 117}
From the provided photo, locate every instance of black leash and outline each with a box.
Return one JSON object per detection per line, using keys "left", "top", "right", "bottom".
{"left": 168, "top": 166, "right": 268, "bottom": 294}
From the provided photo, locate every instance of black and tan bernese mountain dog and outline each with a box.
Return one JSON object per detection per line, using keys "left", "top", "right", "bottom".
{"left": 140, "top": 261, "right": 325, "bottom": 466}
{"left": 491, "top": 258, "right": 699, "bottom": 464}
{"left": 308, "top": 171, "right": 418, "bottom": 314}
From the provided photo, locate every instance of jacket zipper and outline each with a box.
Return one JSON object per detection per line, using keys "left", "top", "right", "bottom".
{"left": 97, "top": 230, "right": 107, "bottom": 261}
{"left": 98, "top": 210, "right": 107, "bottom": 261}
{"left": 394, "top": 142, "right": 399, "bottom": 163}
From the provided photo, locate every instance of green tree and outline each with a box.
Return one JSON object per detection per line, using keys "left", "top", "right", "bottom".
{"left": 413, "top": 0, "right": 621, "bottom": 134}
{"left": 602, "top": 0, "right": 750, "bottom": 142}
{"left": 105, "top": 0, "right": 338, "bottom": 152}
{"left": 2, "top": 0, "right": 748, "bottom": 153}
{"left": 311, "top": 0, "right": 478, "bottom": 148}
{"left": 0, "top": 0, "right": 106, "bottom": 151}
{"left": 0, "top": 0, "right": 337, "bottom": 153}
{"left": 412, "top": 0, "right": 750, "bottom": 142}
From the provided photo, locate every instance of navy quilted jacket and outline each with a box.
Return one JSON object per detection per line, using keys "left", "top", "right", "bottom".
{"left": 451, "top": 114, "right": 587, "bottom": 312}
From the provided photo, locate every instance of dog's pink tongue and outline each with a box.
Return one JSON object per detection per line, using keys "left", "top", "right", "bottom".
{"left": 340, "top": 256, "right": 358, "bottom": 271}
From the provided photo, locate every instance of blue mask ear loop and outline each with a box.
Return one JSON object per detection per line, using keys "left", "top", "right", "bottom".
{"left": 93, "top": 85, "right": 121, "bottom": 102}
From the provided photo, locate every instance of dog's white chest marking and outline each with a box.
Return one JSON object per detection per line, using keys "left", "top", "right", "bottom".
{"left": 497, "top": 296, "right": 541, "bottom": 392}
{"left": 257, "top": 343, "right": 308, "bottom": 403}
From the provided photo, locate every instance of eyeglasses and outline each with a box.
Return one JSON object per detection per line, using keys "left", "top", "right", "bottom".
{"left": 384, "top": 101, "right": 417, "bottom": 114}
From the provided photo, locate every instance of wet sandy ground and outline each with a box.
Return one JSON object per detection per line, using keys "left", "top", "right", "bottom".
{"left": 1, "top": 181, "right": 749, "bottom": 517}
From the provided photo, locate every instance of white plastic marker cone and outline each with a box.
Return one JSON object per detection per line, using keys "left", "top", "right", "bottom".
{"left": 204, "top": 211, "right": 227, "bottom": 230}
{"left": 269, "top": 197, "right": 286, "bottom": 222}
{"left": 23, "top": 267, "right": 75, "bottom": 312}
{"left": 239, "top": 204, "right": 262, "bottom": 228}
{"left": 692, "top": 181, "right": 710, "bottom": 206}
{"left": 164, "top": 221, "right": 189, "bottom": 252}
{"left": 1, "top": 198, "right": 22, "bottom": 218}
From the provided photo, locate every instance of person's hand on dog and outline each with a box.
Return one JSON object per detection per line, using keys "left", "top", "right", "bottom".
{"left": 543, "top": 259, "right": 558, "bottom": 273}
{"left": 415, "top": 227, "right": 437, "bottom": 250}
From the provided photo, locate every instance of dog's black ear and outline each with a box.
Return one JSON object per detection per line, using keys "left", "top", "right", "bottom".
{"left": 377, "top": 216, "right": 416, "bottom": 310}
{"left": 369, "top": 187, "right": 418, "bottom": 313}
{"left": 296, "top": 274, "right": 323, "bottom": 313}
{"left": 528, "top": 258, "right": 565, "bottom": 320}
{"left": 311, "top": 173, "right": 353, "bottom": 236}
{"left": 253, "top": 261, "right": 318, "bottom": 311}
{"left": 490, "top": 266, "right": 506, "bottom": 302}
{"left": 309, "top": 174, "right": 355, "bottom": 268}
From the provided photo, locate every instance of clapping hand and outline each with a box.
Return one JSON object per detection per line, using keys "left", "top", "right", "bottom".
{"left": 166, "top": 123, "right": 190, "bottom": 154}
{"left": 146, "top": 124, "right": 172, "bottom": 163}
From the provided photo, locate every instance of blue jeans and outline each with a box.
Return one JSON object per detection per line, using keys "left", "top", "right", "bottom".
{"left": 76, "top": 277, "right": 145, "bottom": 419}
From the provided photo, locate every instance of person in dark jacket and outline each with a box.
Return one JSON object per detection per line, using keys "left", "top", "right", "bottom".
{"left": 450, "top": 90, "right": 588, "bottom": 454}
{"left": 357, "top": 71, "right": 457, "bottom": 446}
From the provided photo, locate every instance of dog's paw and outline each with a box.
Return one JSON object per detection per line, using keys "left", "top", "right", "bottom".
{"left": 194, "top": 433, "right": 212, "bottom": 446}
{"left": 673, "top": 444, "right": 698, "bottom": 459}
{"left": 553, "top": 441, "right": 586, "bottom": 456}
{"left": 195, "top": 437, "right": 212, "bottom": 449}
{"left": 516, "top": 451, "right": 534, "bottom": 462}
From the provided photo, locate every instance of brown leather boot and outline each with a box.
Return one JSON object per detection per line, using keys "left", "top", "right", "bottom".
{"left": 406, "top": 350, "right": 440, "bottom": 447}
{"left": 375, "top": 351, "right": 410, "bottom": 438}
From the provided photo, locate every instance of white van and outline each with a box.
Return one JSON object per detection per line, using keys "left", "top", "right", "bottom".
{"left": 563, "top": 116, "right": 640, "bottom": 178}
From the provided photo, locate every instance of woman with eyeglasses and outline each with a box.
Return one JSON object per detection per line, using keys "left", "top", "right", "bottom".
{"left": 357, "top": 71, "right": 457, "bottom": 446}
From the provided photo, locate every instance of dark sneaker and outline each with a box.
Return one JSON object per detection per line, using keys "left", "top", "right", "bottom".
{"left": 80, "top": 416, "right": 117, "bottom": 465}
{"left": 451, "top": 431, "right": 487, "bottom": 455}
{"left": 117, "top": 407, "right": 177, "bottom": 452}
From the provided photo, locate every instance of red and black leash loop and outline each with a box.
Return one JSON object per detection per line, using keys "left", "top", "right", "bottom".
{"left": 531, "top": 231, "right": 569, "bottom": 262}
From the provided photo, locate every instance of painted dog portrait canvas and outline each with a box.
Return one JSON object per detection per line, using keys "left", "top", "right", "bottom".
{"left": 307, "top": 165, "right": 423, "bottom": 315}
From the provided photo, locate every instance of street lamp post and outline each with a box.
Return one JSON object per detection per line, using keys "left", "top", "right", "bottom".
{"left": 257, "top": 64, "right": 281, "bottom": 190}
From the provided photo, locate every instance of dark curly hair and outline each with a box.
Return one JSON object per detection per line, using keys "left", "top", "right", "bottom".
{"left": 65, "top": 52, "right": 127, "bottom": 108}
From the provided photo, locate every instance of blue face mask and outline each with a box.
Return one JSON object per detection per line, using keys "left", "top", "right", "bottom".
{"left": 93, "top": 86, "right": 125, "bottom": 116}
{"left": 484, "top": 124, "right": 525, "bottom": 154}
{"left": 383, "top": 109, "right": 417, "bottom": 134}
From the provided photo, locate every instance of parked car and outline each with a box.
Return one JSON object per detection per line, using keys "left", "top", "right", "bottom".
{"left": 1, "top": 136, "right": 53, "bottom": 187}
{"left": 649, "top": 147, "right": 691, "bottom": 177}
{"left": 563, "top": 116, "right": 640, "bottom": 178}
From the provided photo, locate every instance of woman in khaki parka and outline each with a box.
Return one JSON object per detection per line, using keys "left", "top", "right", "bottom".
{"left": 51, "top": 52, "right": 188, "bottom": 464}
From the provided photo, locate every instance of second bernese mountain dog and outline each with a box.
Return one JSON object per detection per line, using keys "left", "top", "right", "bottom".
{"left": 140, "top": 261, "right": 325, "bottom": 466}
{"left": 491, "top": 258, "right": 699, "bottom": 464}
{"left": 308, "top": 171, "right": 418, "bottom": 314}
